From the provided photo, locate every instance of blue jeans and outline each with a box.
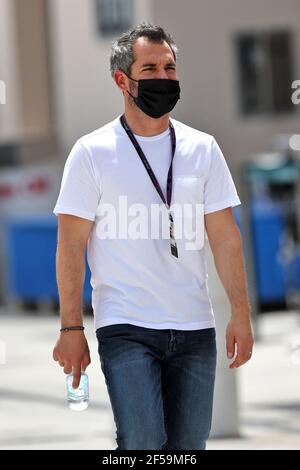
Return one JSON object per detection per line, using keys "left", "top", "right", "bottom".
{"left": 96, "top": 323, "right": 217, "bottom": 450}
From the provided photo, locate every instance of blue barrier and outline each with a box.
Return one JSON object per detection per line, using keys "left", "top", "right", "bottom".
{"left": 5, "top": 206, "right": 300, "bottom": 308}
{"left": 6, "top": 215, "right": 92, "bottom": 303}
{"left": 250, "top": 201, "right": 286, "bottom": 303}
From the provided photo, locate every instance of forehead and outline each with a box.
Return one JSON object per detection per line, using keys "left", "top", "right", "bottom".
{"left": 132, "top": 37, "right": 175, "bottom": 64}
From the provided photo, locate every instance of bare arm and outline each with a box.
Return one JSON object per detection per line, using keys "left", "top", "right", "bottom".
{"left": 205, "top": 207, "right": 254, "bottom": 368}
{"left": 56, "top": 214, "right": 93, "bottom": 327}
{"left": 53, "top": 214, "right": 94, "bottom": 387}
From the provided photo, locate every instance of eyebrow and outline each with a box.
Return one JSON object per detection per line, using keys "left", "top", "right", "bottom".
{"left": 140, "top": 61, "right": 176, "bottom": 69}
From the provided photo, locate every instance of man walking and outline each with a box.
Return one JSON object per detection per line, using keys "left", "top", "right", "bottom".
{"left": 53, "top": 23, "right": 253, "bottom": 450}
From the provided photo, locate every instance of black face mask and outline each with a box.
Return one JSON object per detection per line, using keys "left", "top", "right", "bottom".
{"left": 126, "top": 77, "right": 181, "bottom": 119}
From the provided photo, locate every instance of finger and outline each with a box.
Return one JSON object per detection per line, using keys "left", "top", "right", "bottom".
{"left": 230, "top": 358, "right": 248, "bottom": 368}
{"left": 64, "top": 363, "right": 72, "bottom": 375}
{"left": 53, "top": 349, "right": 59, "bottom": 362}
{"left": 230, "top": 349, "right": 252, "bottom": 368}
{"left": 81, "top": 354, "right": 91, "bottom": 372}
{"left": 226, "top": 331, "right": 235, "bottom": 359}
{"left": 230, "top": 357, "right": 244, "bottom": 368}
{"left": 72, "top": 365, "right": 81, "bottom": 389}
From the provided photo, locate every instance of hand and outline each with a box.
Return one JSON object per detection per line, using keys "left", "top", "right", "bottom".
{"left": 226, "top": 315, "right": 254, "bottom": 369}
{"left": 53, "top": 331, "right": 91, "bottom": 388}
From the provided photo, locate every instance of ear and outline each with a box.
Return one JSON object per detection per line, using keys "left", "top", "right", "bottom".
{"left": 114, "top": 70, "right": 128, "bottom": 93}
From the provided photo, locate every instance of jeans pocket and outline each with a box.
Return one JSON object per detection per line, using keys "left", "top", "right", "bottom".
{"left": 192, "top": 328, "right": 217, "bottom": 352}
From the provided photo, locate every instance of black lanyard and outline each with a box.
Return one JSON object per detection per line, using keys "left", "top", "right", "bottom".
{"left": 120, "top": 114, "right": 178, "bottom": 258}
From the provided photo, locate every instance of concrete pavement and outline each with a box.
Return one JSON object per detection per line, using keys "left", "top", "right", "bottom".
{"left": 0, "top": 306, "right": 300, "bottom": 450}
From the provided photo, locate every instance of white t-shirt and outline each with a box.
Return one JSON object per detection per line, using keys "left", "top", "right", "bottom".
{"left": 53, "top": 115, "right": 241, "bottom": 331}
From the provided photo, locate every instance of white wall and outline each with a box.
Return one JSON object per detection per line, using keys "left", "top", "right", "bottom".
{"left": 46, "top": 0, "right": 300, "bottom": 175}
{"left": 47, "top": 0, "right": 153, "bottom": 154}
{"left": 0, "top": 0, "right": 22, "bottom": 142}
{"left": 152, "top": 0, "right": 300, "bottom": 179}
{"left": 0, "top": 0, "right": 52, "bottom": 148}
{"left": 14, "top": 0, "right": 51, "bottom": 140}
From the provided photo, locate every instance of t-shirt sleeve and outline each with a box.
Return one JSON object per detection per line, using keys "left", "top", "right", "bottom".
{"left": 204, "top": 138, "right": 241, "bottom": 214}
{"left": 53, "top": 141, "right": 101, "bottom": 221}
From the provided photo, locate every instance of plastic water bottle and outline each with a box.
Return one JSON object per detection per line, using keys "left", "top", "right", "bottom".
{"left": 66, "top": 371, "right": 89, "bottom": 411}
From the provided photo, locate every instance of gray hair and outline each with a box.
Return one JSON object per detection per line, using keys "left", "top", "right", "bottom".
{"left": 110, "top": 22, "right": 179, "bottom": 78}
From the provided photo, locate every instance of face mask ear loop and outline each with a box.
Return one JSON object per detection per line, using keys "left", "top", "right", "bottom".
{"left": 121, "top": 70, "right": 138, "bottom": 83}
{"left": 121, "top": 70, "right": 139, "bottom": 100}
{"left": 127, "top": 89, "right": 136, "bottom": 100}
